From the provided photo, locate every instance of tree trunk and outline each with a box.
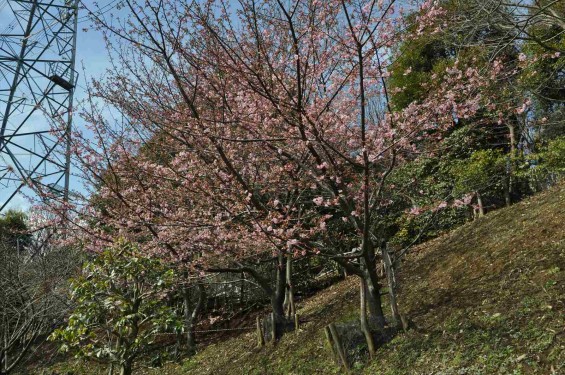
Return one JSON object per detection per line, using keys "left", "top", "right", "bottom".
{"left": 207, "top": 256, "right": 287, "bottom": 338}
{"left": 334, "top": 245, "right": 386, "bottom": 329}
{"left": 364, "top": 274, "right": 385, "bottom": 329}
{"left": 183, "top": 283, "right": 205, "bottom": 355}
{"left": 505, "top": 123, "right": 517, "bottom": 206}
{"left": 119, "top": 359, "right": 132, "bottom": 375}
{"left": 283, "top": 254, "right": 295, "bottom": 318}
{"left": 361, "top": 246, "right": 386, "bottom": 329}
{"left": 186, "top": 321, "right": 196, "bottom": 355}
{"left": 359, "top": 278, "right": 376, "bottom": 358}
{"left": 271, "top": 253, "right": 287, "bottom": 324}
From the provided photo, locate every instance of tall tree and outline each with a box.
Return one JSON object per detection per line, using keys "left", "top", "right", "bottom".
{"left": 48, "top": 0, "right": 500, "bottom": 331}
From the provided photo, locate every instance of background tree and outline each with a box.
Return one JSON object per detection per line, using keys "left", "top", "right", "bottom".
{"left": 0, "top": 232, "right": 76, "bottom": 374}
{"left": 0, "top": 210, "right": 30, "bottom": 250}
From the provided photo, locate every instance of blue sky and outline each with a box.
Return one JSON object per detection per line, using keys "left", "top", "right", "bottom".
{"left": 76, "top": 2, "right": 114, "bottom": 85}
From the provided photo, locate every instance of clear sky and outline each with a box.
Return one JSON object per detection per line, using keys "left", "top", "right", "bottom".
{"left": 0, "top": 0, "right": 119, "bottom": 212}
{"left": 76, "top": 1, "right": 115, "bottom": 85}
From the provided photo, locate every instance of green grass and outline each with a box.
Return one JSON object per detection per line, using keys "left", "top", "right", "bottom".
{"left": 46, "top": 184, "right": 565, "bottom": 374}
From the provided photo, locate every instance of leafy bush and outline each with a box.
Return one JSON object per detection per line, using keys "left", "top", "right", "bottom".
{"left": 524, "top": 137, "right": 565, "bottom": 191}
{"left": 451, "top": 149, "right": 506, "bottom": 197}
{"left": 50, "top": 239, "right": 181, "bottom": 375}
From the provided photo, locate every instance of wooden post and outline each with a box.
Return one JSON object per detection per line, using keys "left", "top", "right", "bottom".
{"left": 476, "top": 191, "right": 485, "bottom": 217}
{"left": 285, "top": 254, "right": 296, "bottom": 318}
{"left": 329, "top": 323, "right": 349, "bottom": 371}
{"left": 400, "top": 313, "right": 410, "bottom": 332}
{"left": 294, "top": 313, "right": 299, "bottom": 331}
{"left": 256, "top": 316, "right": 264, "bottom": 347}
{"left": 383, "top": 247, "right": 400, "bottom": 325}
{"left": 324, "top": 325, "right": 338, "bottom": 363}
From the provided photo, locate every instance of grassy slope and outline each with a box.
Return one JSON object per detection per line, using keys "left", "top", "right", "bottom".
{"left": 53, "top": 184, "right": 565, "bottom": 375}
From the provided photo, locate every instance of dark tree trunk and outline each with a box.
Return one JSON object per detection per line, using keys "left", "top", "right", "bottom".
{"left": 183, "top": 283, "right": 205, "bottom": 356}
{"left": 363, "top": 269, "right": 386, "bottom": 329}
{"left": 120, "top": 359, "right": 132, "bottom": 375}
{"left": 361, "top": 245, "right": 386, "bottom": 329}
{"left": 271, "top": 294, "right": 286, "bottom": 323}
{"left": 505, "top": 122, "right": 517, "bottom": 206}
{"left": 359, "top": 278, "right": 376, "bottom": 358}
{"left": 333, "top": 248, "right": 386, "bottom": 329}
{"left": 283, "top": 254, "right": 295, "bottom": 318}
{"left": 271, "top": 253, "right": 287, "bottom": 324}
{"left": 206, "top": 255, "right": 288, "bottom": 339}
{"left": 186, "top": 329, "right": 196, "bottom": 355}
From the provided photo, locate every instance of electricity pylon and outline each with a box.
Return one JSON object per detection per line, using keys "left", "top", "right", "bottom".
{"left": 0, "top": 0, "right": 79, "bottom": 213}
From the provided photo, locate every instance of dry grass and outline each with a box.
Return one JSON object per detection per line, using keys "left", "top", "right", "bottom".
{"left": 48, "top": 184, "right": 565, "bottom": 375}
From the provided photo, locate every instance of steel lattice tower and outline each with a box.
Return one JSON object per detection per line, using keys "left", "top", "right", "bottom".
{"left": 0, "top": 0, "right": 79, "bottom": 212}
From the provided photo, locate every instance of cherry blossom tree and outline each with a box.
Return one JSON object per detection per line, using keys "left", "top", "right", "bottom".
{"left": 47, "top": 0, "right": 500, "bottom": 334}
{"left": 184, "top": 0, "right": 492, "bottom": 327}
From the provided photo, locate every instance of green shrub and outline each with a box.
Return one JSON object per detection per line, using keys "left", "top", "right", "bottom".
{"left": 50, "top": 239, "right": 181, "bottom": 375}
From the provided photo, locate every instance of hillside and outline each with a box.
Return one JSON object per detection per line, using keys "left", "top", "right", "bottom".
{"left": 52, "top": 184, "right": 564, "bottom": 375}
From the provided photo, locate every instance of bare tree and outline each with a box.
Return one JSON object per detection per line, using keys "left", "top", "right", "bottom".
{"left": 0, "top": 239, "right": 77, "bottom": 374}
